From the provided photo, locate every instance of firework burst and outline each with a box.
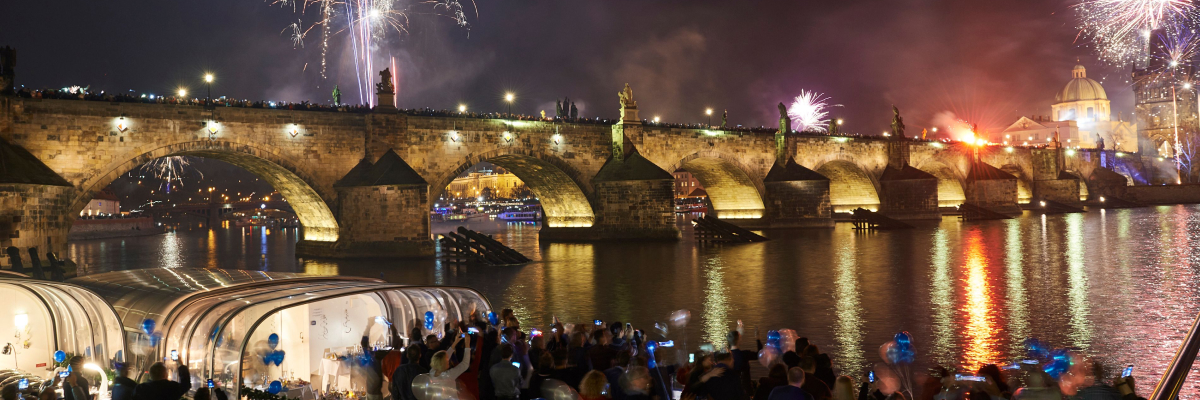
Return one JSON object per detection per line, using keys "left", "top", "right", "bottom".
{"left": 788, "top": 91, "right": 835, "bottom": 133}
{"left": 1076, "top": 0, "right": 1200, "bottom": 66}
{"left": 258, "top": 0, "right": 477, "bottom": 105}
{"left": 140, "top": 156, "right": 202, "bottom": 194}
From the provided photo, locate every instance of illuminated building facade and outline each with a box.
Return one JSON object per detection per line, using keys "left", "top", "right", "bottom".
{"left": 1133, "top": 30, "right": 1200, "bottom": 157}
{"left": 445, "top": 170, "right": 525, "bottom": 199}
{"left": 998, "top": 65, "right": 1137, "bottom": 152}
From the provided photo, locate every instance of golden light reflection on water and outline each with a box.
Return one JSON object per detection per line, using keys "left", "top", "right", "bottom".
{"left": 1065, "top": 214, "right": 1093, "bottom": 350}
{"left": 930, "top": 230, "right": 955, "bottom": 366}
{"left": 1003, "top": 220, "right": 1028, "bottom": 355}
{"left": 206, "top": 228, "right": 218, "bottom": 269}
{"left": 702, "top": 256, "right": 730, "bottom": 347}
{"left": 961, "top": 229, "right": 999, "bottom": 371}
{"left": 833, "top": 237, "right": 865, "bottom": 373}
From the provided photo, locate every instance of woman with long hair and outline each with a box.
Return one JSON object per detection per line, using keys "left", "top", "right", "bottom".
{"left": 833, "top": 375, "right": 857, "bottom": 400}
{"left": 579, "top": 370, "right": 611, "bottom": 400}
{"left": 430, "top": 332, "right": 470, "bottom": 381}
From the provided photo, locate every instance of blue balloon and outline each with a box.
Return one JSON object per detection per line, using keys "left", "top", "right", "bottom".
{"left": 268, "top": 333, "right": 280, "bottom": 349}
{"left": 149, "top": 333, "right": 161, "bottom": 348}
{"left": 53, "top": 350, "right": 66, "bottom": 363}
{"left": 273, "top": 350, "right": 286, "bottom": 366}
{"left": 766, "top": 330, "right": 781, "bottom": 351}
{"left": 424, "top": 311, "right": 435, "bottom": 331}
{"left": 267, "top": 380, "right": 283, "bottom": 395}
{"left": 1043, "top": 348, "right": 1071, "bottom": 380}
{"left": 487, "top": 311, "right": 499, "bottom": 326}
{"left": 142, "top": 319, "right": 156, "bottom": 335}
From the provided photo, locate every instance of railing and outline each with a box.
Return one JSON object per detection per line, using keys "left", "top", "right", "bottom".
{"left": 1150, "top": 311, "right": 1200, "bottom": 400}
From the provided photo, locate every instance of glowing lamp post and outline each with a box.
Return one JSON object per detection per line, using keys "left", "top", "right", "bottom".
{"left": 458, "top": 104, "right": 467, "bottom": 113}
{"left": 504, "top": 92, "right": 515, "bottom": 114}
{"left": 204, "top": 73, "right": 214, "bottom": 105}
{"left": 177, "top": 88, "right": 187, "bottom": 98}
{"left": 705, "top": 108, "right": 713, "bottom": 126}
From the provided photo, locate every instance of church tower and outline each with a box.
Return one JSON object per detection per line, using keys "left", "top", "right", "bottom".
{"left": 1133, "top": 29, "right": 1200, "bottom": 156}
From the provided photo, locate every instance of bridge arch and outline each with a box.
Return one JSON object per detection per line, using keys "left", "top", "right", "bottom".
{"left": 75, "top": 140, "right": 340, "bottom": 242}
{"left": 913, "top": 159, "right": 966, "bottom": 207}
{"left": 814, "top": 159, "right": 880, "bottom": 212}
{"left": 668, "top": 153, "right": 766, "bottom": 219}
{"left": 1000, "top": 164, "right": 1033, "bottom": 204}
{"left": 434, "top": 149, "right": 595, "bottom": 228}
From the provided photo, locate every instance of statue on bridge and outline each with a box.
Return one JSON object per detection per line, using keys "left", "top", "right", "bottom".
{"left": 778, "top": 102, "right": 791, "bottom": 133}
{"left": 376, "top": 68, "right": 395, "bottom": 95}
{"left": 332, "top": 85, "right": 342, "bottom": 106}
{"left": 1098, "top": 136, "right": 1106, "bottom": 150}
{"left": 619, "top": 83, "right": 640, "bottom": 123}
{"left": 828, "top": 118, "right": 840, "bottom": 135}
{"left": 721, "top": 109, "right": 728, "bottom": 128}
{"left": 890, "top": 105, "right": 905, "bottom": 139}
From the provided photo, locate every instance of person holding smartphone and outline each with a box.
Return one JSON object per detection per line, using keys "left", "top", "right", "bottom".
{"left": 62, "top": 356, "right": 89, "bottom": 400}
{"left": 488, "top": 344, "right": 522, "bottom": 400}
{"left": 110, "top": 363, "right": 139, "bottom": 400}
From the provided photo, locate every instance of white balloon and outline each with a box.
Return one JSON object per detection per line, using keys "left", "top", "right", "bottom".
{"left": 541, "top": 379, "right": 580, "bottom": 400}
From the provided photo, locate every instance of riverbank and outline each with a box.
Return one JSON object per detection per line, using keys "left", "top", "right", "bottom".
{"left": 68, "top": 217, "right": 164, "bottom": 240}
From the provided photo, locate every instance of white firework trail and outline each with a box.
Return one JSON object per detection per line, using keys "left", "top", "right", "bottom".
{"left": 1075, "top": 0, "right": 1200, "bottom": 67}
{"left": 139, "top": 156, "right": 202, "bottom": 194}
{"left": 788, "top": 91, "right": 836, "bottom": 133}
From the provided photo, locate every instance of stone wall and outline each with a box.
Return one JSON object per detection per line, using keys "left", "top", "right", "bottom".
{"left": 1125, "top": 184, "right": 1200, "bottom": 204}
{"left": 1033, "top": 179, "right": 1081, "bottom": 206}
{"left": 964, "top": 180, "right": 1020, "bottom": 214}
{"left": 0, "top": 184, "right": 73, "bottom": 266}
{"left": 878, "top": 178, "right": 940, "bottom": 220}
{"left": 67, "top": 217, "right": 160, "bottom": 240}
{"left": 331, "top": 184, "right": 431, "bottom": 257}
{"left": 763, "top": 180, "right": 833, "bottom": 227}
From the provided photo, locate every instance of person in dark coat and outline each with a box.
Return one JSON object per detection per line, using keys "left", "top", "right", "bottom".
{"left": 770, "top": 367, "right": 815, "bottom": 400}
{"left": 63, "top": 357, "right": 89, "bottom": 400}
{"left": 696, "top": 352, "right": 749, "bottom": 400}
{"left": 132, "top": 362, "right": 191, "bottom": 400}
{"left": 730, "top": 330, "right": 763, "bottom": 396}
{"left": 390, "top": 344, "right": 429, "bottom": 400}
{"left": 110, "top": 363, "right": 139, "bottom": 400}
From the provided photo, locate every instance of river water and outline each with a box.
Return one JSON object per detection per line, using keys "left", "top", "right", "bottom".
{"left": 67, "top": 207, "right": 1200, "bottom": 393}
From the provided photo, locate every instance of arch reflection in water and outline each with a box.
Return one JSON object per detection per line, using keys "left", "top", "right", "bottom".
{"left": 69, "top": 268, "right": 490, "bottom": 399}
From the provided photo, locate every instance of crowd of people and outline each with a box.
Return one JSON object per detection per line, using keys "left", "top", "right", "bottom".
{"left": 0, "top": 307, "right": 1158, "bottom": 400}
{"left": 359, "top": 309, "right": 1153, "bottom": 400}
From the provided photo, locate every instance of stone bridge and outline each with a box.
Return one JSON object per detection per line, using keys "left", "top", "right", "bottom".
{"left": 0, "top": 91, "right": 1181, "bottom": 259}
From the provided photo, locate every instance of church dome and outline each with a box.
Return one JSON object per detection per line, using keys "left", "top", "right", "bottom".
{"left": 1055, "top": 65, "right": 1108, "bottom": 103}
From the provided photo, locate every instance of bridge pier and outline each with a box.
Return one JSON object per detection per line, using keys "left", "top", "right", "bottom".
{"left": 963, "top": 161, "right": 1022, "bottom": 215}
{"left": 542, "top": 150, "right": 679, "bottom": 241}
{"left": 1031, "top": 148, "right": 1082, "bottom": 206}
{"left": 878, "top": 141, "right": 941, "bottom": 220}
{"left": 302, "top": 151, "right": 434, "bottom": 258}
{"left": 761, "top": 158, "right": 833, "bottom": 227}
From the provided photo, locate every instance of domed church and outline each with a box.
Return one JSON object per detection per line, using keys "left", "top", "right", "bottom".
{"left": 999, "top": 64, "right": 1137, "bottom": 152}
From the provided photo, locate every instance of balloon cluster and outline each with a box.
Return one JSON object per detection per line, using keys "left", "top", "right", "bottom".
{"left": 882, "top": 332, "right": 916, "bottom": 365}
{"left": 425, "top": 311, "right": 435, "bottom": 331}
{"left": 757, "top": 329, "right": 798, "bottom": 368}
{"left": 260, "top": 334, "right": 286, "bottom": 366}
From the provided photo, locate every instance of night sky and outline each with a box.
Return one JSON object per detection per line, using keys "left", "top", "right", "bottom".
{"left": 2, "top": 0, "right": 1126, "bottom": 135}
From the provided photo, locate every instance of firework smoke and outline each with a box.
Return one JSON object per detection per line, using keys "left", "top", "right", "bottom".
{"left": 788, "top": 90, "right": 835, "bottom": 133}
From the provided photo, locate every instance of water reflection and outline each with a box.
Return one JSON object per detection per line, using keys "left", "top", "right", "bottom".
{"left": 960, "top": 229, "right": 998, "bottom": 371}
{"left": 833, "top": 236, "right": 864, "bottom": 372}
{"left": 1004, "top": 220, "right": 1028, "bottom": 355}
{"left": 929, "top": 230, "right": 954, "bottom": 367}
{"left": 1065, "top": 214, "right": 1093, "bottom": 350}
{"left": 65, "top": 206, "right": 1200, "bottom": 397}
{"left": 702, "top": 255, "right": 730, "bottom": 347}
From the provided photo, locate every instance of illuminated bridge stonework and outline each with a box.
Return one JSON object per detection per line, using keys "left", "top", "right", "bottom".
{"left": 0, "top": 94, "right": 1184, "bottom": 259}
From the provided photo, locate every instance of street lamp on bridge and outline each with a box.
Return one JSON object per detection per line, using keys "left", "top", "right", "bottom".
{"left": 504, "top": 92, "right": 515, "bottom": 114}
{"left": 705, "top": 108, "right": 713, "bottom": 126}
